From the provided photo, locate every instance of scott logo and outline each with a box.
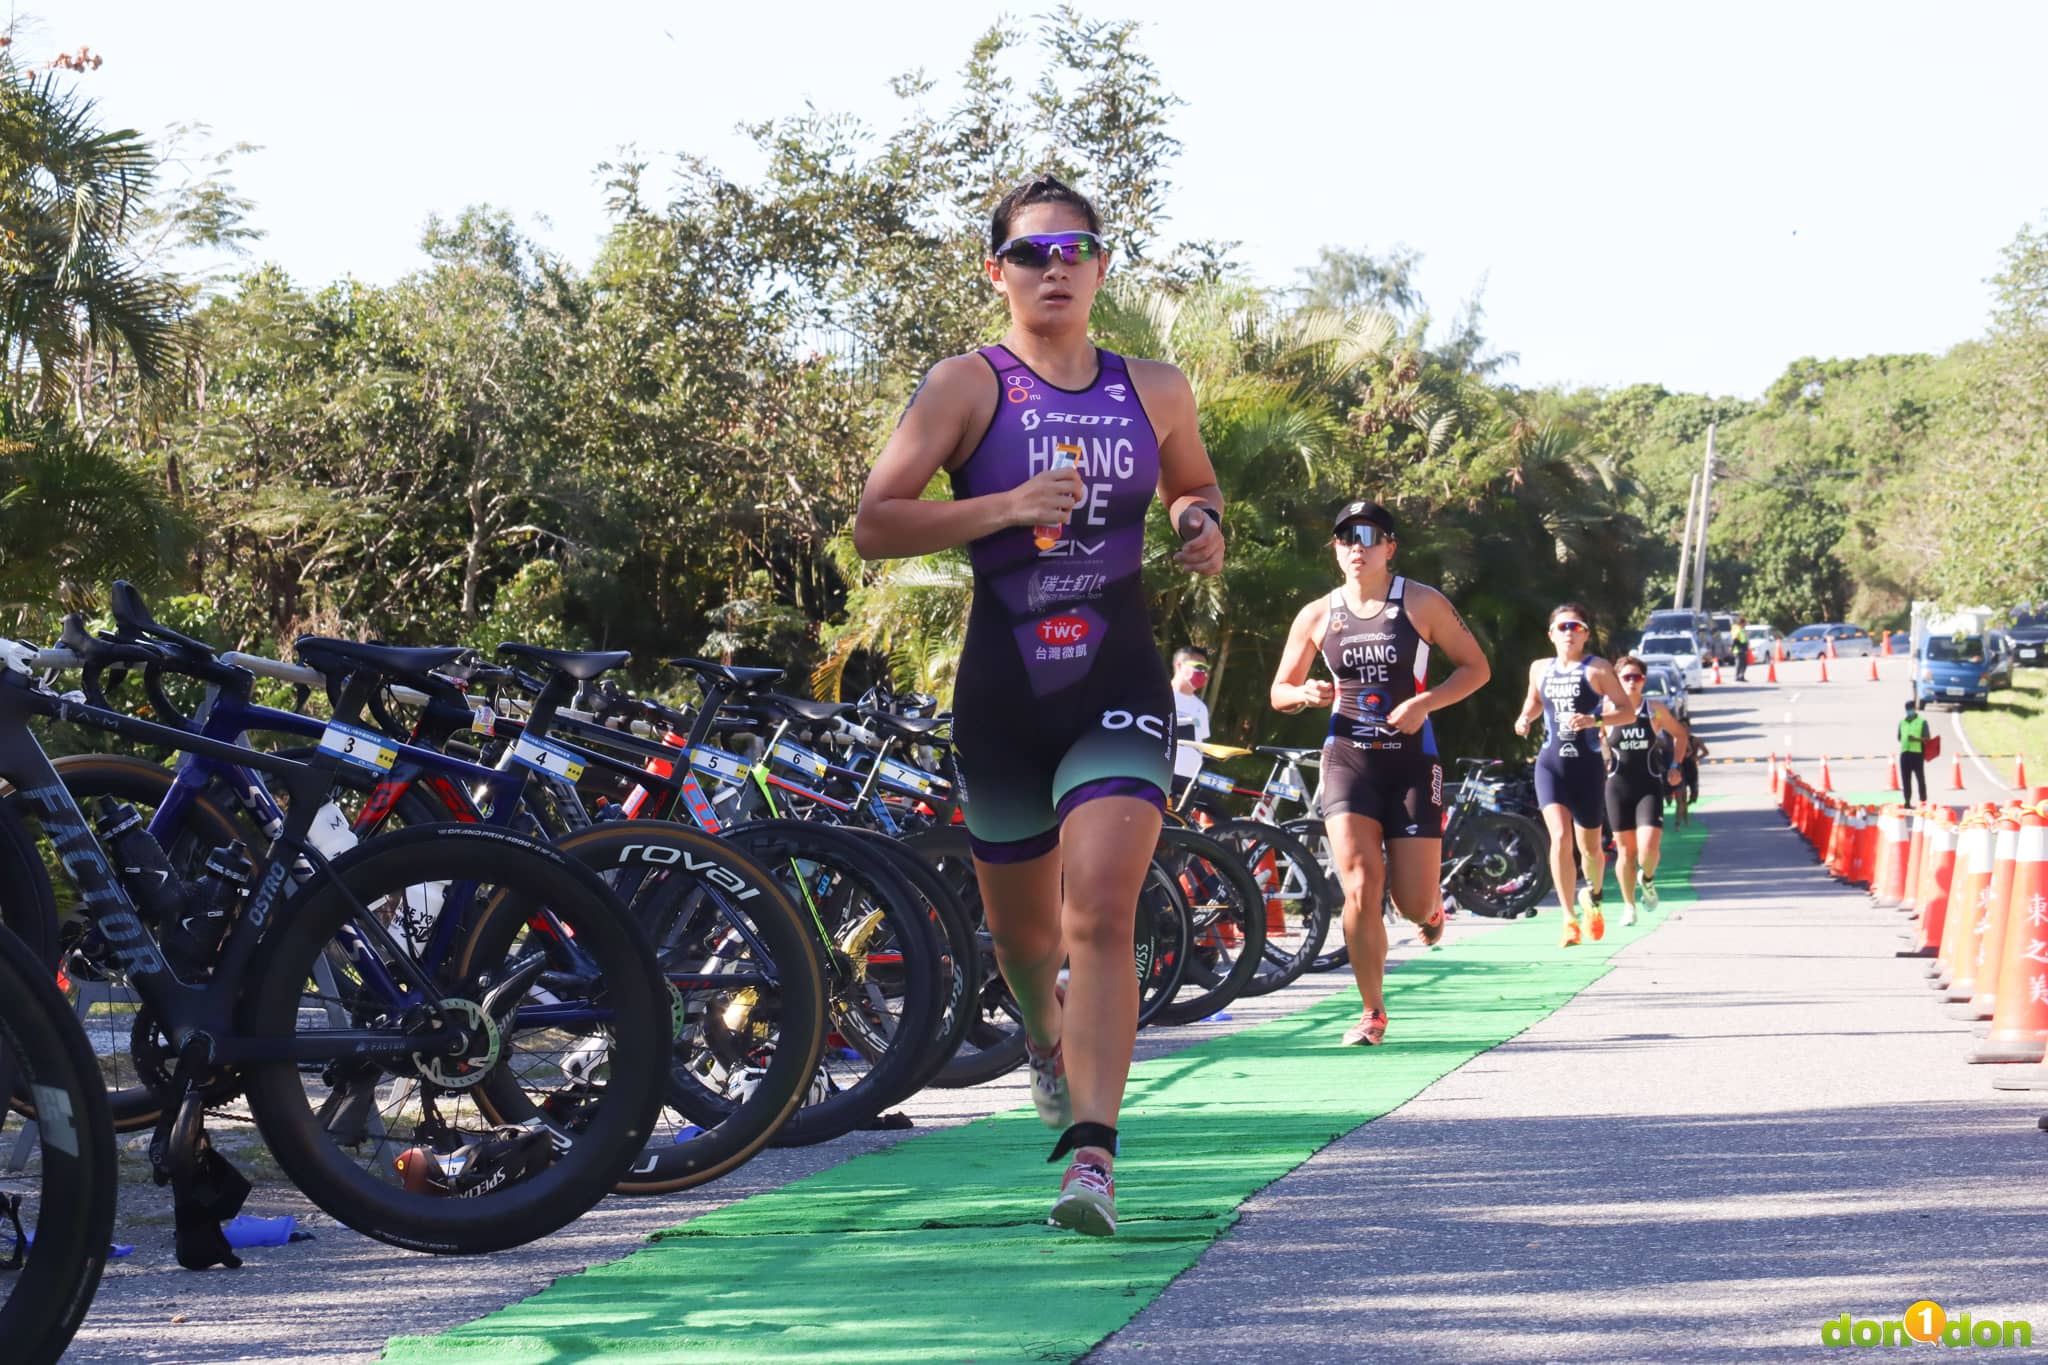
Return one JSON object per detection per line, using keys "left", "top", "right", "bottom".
{"left": 1037, "top": 615, "right": 1090, "bottom": 645}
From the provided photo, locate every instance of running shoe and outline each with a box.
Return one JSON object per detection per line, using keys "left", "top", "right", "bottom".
{"left": 1577, "top": 888, "right": 1605, "bottom": 942}
{"left": 1419, "top": 908, "right": 1447, "bottom": 947}
{"left": 1641, "top": 879, "right": 1659, "bottom": 912}
{"left": 1558, "top": 912, "right": 1581, "bottom": 948}
{"left": 1049, "top": 1158, "right": 1116, "bottom": 1237}
{"left": 1342, "top": 1009, "right": 1388, "bottom": 1046}
{"left": 1622, "top": 904, "right": 1639, "bottom": 927}
{"left": 1026, "top": 1038, "right": 1072, "bottom": 1130}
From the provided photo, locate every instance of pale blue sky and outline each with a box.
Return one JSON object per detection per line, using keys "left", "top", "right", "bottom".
{"left": 48, "top": 0, "right": 2048, "bottom": 398}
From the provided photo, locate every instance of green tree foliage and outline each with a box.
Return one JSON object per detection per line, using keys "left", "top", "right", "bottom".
{"left": 13, "top": 17, "right": 2045, "bottom": 768}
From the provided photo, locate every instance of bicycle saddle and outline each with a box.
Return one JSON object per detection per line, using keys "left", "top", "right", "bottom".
{"left": 495, "top": 642, "right": 631, "bottom": 681}
{"left": 750, "top": 692, "right": 852, "bottom": 724}
{"left": 1255, "top": 745, "right": 1321, "bottom": 761}
{"left": 297, "top": 637, "right": 472, "bottom": 683}
{"left": 666, "top": 656, "right": 783, "bottom": 690}
{"left": 1193, "top": 741, "right": 1253, "bottom": 760}
{"left": 859, "top": 707, "right": 945, "bottom": 741}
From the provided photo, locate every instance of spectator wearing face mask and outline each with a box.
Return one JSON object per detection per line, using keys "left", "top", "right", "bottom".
{"left": 1170, "top": 645, "right": 1212, "bottom": 783}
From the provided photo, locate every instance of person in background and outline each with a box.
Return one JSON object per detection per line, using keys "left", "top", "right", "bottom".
{"left": 1899, "top": 700, "right": 1931, "bottom": 805}
{"left": 1732, "top": 616, "right": 1750, "bottom": 682}
{"left": 1170, "top": 646, "right": 1212, "bottom": 790}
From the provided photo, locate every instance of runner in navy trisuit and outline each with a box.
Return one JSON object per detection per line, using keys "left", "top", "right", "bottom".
{"left": 1268, "top": 501, "right": 1491, "bottom": 1045}
{"left": 1601, "top": 653, "right": 1688, "bottom": 925}
{"left": 854, "top": 174, "right": 1225, "bottom": 1236}
{"left": 1514, "top": 603, "right": 1635, "bottom": 946}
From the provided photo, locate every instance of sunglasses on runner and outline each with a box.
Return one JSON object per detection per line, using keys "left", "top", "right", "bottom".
{"left": 1552, "top": 621, "right": 1588, "bottom": 634}
{"left": 993, "top": 231, "right": 1108, "bottom": 269}
{"left": 1335, "top": 523, "right": 1393, "bottom": 548}
{"left": 1619, "top": 672, "right": 1646, "bottom": 683}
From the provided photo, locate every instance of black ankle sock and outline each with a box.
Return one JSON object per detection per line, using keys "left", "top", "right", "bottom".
{"left": 1049, "top": 1122, "right": 1118, "bottom": 1164}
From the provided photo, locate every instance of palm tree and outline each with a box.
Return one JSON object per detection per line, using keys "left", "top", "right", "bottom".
{"left": 0, "top": 55, "right": 187, "bottom": 417}
{"left": 0, "top": 406, "right": 188, "bottom": 620}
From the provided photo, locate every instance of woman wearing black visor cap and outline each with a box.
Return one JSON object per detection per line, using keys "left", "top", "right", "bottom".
{"left": 1269, "top": 500, "right": 1491, "bottom": 1045}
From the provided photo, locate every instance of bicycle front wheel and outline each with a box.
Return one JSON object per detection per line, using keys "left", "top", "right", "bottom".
{"left": 1207, "top": 818, "right": 1333, "bottom": 994}
{"left": 1152, "top": 826, "right": 1268, "bottom": 1026}
{"left": 0, "top": 923, "right": 118, "bottom": 1365}
{"left": 242, "top": 824, "right": 670, "bottom": 1254}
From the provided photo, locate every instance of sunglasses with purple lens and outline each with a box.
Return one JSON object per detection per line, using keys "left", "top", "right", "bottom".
{"left": 994, "top": 231, "right": 1108, "bottom": 269}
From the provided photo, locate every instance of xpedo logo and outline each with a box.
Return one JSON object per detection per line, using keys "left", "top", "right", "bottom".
{"left": 1822, "top": 1301, "right": 2032, "bottom": 1348}
{"left": 1037, "top": 615, "right": 1090, "bottom": 646}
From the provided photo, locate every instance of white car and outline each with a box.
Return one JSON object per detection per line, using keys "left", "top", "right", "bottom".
{"left": 1637, "top": 631, "right": 1706, "bottom": 689}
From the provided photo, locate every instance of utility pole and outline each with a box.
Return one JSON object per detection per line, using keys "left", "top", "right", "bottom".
{"left": 1675, "top": 473, "right": 1700, "bottom": 609}
{"left": 1691, "top": 423, "right": 1717, "bottom": 614}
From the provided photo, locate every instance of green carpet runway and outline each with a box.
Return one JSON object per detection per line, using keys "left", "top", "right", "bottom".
{"left": 383, "top": 820, "right": 1706, "bottom": 1364}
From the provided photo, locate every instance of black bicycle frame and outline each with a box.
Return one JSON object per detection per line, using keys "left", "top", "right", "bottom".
{"left": 1, "top": 669, "right": 463, "bottom": 1067}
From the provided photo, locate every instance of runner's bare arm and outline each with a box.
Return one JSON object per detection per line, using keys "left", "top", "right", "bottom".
{"left": 1386, "top": 584, "right": 1490, "bottom": 733}
{"left": 1270, "top": 599, "right": 1335, "bottom": 713}
{"left": 1579, "top": 657, "right": 1636, "bottom": 730}
{"left": 1132, "top": 358, "right": 1224, "bottom": 576}
{"left": 1513, "top": 658, "right": 1545, "bottom": 737}
{"left": 853, "top": 355, "right": 1084, "bottom": 561}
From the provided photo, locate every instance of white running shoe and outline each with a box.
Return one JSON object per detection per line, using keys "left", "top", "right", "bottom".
{"left": 1026, "top": 1039, "right": 1072, "bottom": 1129}
{"left": 1641, "top": 880, "right": 1660, "bottom": 911}
{"left": 1622, "top": 904, "right": 1639, "bottom": 927}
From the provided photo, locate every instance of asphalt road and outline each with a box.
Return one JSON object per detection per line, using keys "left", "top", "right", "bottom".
{"left": 1089, "top": 665, "right": 2048, "bottom": 1362}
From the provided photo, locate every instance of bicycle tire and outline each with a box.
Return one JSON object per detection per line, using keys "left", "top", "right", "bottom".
{"left": 906, "top": 826, "right": 1189, "bottom": 1089}
{"left": 1208, "top": 817, "right": 1333, "bottom": 995}
{"left": 720, "top": 820, "right": 942, "bottom": 1146}
{"left": 242, "top": 823, "right": 670, "bottom": 1254}
{"left": 1152, "top": 825, "right": 1269, "bottom": 1025}
{"left": 1284, "top": 817, "right": 1354, "bottom": 972}
{"left": 0, "top": 923, "right": 117, "bottom": 1365}
{"left": 550, "top": 820, "right": 828, "bottom": 1193}
{"left": 1449, "top": 811, "right": 1552, "bottom": 917}
{"left": 832, "top": 827, "right": 979, "bottom": 1093}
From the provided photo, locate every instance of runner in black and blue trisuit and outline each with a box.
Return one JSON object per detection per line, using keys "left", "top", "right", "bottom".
{"left": 1514, "top": 602, "right": 1635, "bottom": 946}
{"left": 1269, "top": 500, "right": 1490, "bottom": 1045}
{"left": 1601, "top": 653, "right": 1688, "bottom": 925}
{"left": 854, "top": 173, "right": 1225, "bottom": 1237}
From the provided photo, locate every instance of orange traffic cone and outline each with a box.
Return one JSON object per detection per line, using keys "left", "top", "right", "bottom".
{"left": 1819, "top": 657, "right": 1830, "bottom": 683}
{"left": 1712, "top": 658, "right": 1723, "bottom": 685}
{"left": 1978, "top": 808, "right": 2048, "bottom": 1064}
{"left": 1867, "top": 655, "right": 1880, "bottom": 682}
{"left": 1887, "top": 755, "right": 1900, "bottom": 791}
{"left": 1825, "top": 637, "right": 1839, "bottom": 660}
{"left": 1905, "top": 811, "right": 1959, "bottom": 957}
{"left": 2018, "top": 755, "right": 2030, "bottom": 789}
{"left": 1937, "top": 814, "right": 1996, "bottom": 990}
{"left": 1766, "top": 656, "right": 1778, "bottom": 683}
{"left": 1951, "top": 755, "right": 1966, "bottom": 791}
{"left": 1819, "top": 755, "right": 1834, "bottom": 792}
{"left": 1957, "top": 809, "right": 2023, "bottom": 1015}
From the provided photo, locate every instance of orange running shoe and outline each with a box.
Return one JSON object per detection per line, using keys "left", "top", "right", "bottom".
{"left": 1578, "top": 889, "right": 1605, "bottom": 942}
{"left": 1558, "top": 912, "right": 1581, "bottom": 948}
{"left": 1342, "top": 1009, "right": 1388, "bottom": 1046}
